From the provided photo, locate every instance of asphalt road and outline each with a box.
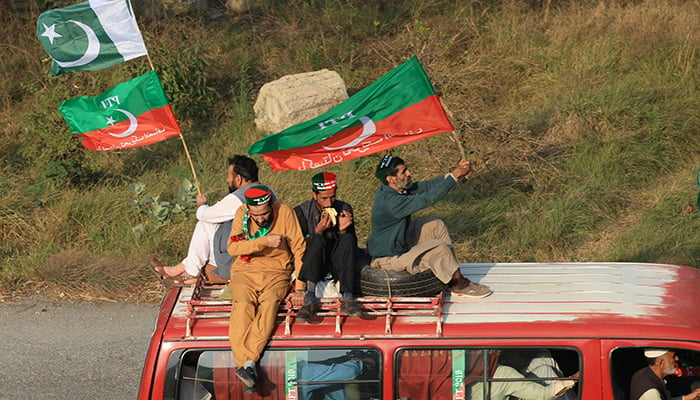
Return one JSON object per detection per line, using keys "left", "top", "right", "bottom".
{"left": 0, "top": 297, "right": 158, "bottom": 400}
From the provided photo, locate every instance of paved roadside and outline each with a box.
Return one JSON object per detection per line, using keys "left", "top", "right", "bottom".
{"left": 0, "top": 297, "right": 158, "bottom": 400}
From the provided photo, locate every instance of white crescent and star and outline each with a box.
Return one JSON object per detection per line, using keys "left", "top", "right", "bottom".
{"left": 322, "top": 116, "right": 377, "bottom": 151}
{"left": 41, "top": 20, "right": 100, "bottom": 67}
{"left": 107, "top": 109, "right": 138, "bottom": 138}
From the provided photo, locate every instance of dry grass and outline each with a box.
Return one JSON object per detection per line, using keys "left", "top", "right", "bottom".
{"left": 2, "top": 0, "right": 699, "bottom": 301}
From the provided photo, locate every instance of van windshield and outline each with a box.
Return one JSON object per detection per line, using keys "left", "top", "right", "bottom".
{"left": 173, "top": 348, "right": 381, "bottom": 399}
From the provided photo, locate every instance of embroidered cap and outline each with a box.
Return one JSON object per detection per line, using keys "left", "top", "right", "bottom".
{"left": 312, "top": 172, "right": 337, "bottom": 191}
{"left": 644, "top": 349, "right": 669, "bottom": 358}
{"left": 375, "top": 154, "right": 394, "bottom": 182}
{"left": 244, "top": 185, "right": 272, "bottom": 206}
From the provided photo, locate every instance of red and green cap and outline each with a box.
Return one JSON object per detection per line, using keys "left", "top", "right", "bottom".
{"left": 312, "top": 172, "right": 337, "bottom": 192}
{"left": 244, "top": 185, "right": 272, "bottom": 206}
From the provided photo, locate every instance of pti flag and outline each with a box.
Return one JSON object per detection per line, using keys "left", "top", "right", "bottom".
{"left": 59, "top": 71, "right": 181, "bottom": 151}
{"left": 37, "top": 0, "right": 147, "bottom": 75}
{"left": 248, "top": 56, "right": 454, "bottom": 171}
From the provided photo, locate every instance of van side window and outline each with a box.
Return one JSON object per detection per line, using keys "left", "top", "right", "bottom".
{"left": 171, "top": 348, "right": 381, "bottom": 399}
{"left": 395, "top": 347, "right": 580, "bottom": 400}
{"left": 611, "top": 347, "right": 700, "bottom": 400}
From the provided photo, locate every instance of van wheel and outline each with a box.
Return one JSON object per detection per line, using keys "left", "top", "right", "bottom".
{"left": 359, "top": 265, "right": 446, "bottom": 297}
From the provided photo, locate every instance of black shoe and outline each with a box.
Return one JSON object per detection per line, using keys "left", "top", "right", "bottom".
{"left": 296, "top": 301, "right": 319, "bottom": 322}
{"left": 235, "top": 366, "right": 257, "bottom": 391}
{"left": 340, "top": 298, "right": 362, "bottom": 317}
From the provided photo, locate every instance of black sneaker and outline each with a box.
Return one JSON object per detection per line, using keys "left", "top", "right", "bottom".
{"left": 340, "top": 298, "right": 362, "bottom": 317}
{"left": 235, "top": 366, "right": 257, "bottom": 391}
{"left": 296, "top": 301, "right": 319, "bottom": 322}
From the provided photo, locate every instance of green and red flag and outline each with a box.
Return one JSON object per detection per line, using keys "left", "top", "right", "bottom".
{"left": 248, "top": 56, "right": 454, "bottom": 171}
{"left": 36, "top": 0, "right": 148, "bottom": 75}
{"left": 59, "top": 71, "right": 181, "bottom": 151}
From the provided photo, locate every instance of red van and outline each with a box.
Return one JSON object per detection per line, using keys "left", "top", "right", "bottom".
{"left": 138, "top": 262, "right": 700, "bottom": 399}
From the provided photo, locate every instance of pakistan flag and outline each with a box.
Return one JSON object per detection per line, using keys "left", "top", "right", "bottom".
{"left": 36, "top": 0, "right": 148, "bottom": 75}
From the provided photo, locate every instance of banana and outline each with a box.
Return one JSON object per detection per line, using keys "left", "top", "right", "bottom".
{"left": 323, "top": 207, "right": 337, "bottom": 226}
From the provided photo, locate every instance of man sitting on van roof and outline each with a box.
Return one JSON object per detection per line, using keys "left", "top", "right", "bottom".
{"left": 630, "top": 349, "right": 700, "bottom": 400}
{"left": 226, "top": 186, "right": 307, "bottom": 393}
{"left": 366, "top": 154, "right": 492, "bottom": 298}
{"left": 294, "top": 172, "right": 362, "bottom": 321}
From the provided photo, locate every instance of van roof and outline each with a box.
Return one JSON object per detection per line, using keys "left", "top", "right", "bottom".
{"left": 162, "top": 262, "right": 700, "bottom": 343}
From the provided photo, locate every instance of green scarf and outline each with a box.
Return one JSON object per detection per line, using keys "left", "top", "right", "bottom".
{"left": 242, "top": 206, "right": 276, "bottom": 239}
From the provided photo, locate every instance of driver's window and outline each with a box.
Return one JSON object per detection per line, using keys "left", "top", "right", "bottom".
{"left": 611, "top": 347, "right": 700, "bottom": 400}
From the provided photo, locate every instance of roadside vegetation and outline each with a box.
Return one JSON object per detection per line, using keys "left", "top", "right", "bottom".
{"left": 1, "top": 0, "right": 699, "bottom": 302}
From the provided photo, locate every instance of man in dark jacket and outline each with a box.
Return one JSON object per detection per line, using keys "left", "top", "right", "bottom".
{"left": 294, "top": 172, "right": 362, "bottom": 321}
{"left": 630, "top": 349, "right": 700, "bottom": 400}
{"left": 366, "top": 154, "right": 491, "bottom": 298}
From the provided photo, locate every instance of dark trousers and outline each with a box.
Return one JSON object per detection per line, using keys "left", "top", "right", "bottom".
{"left": 299, "top": 232, "right": 356, "bottom": 294}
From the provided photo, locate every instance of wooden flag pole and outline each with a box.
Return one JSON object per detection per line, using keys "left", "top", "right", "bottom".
{"left": 178, "top": 133, "right": 202, "bottom": 195}
{"left": 451, "top": 131, "right": 467, "bottom": 161}
{"left": 146, "top": 53, "right": 201, "bottom": 195}
{"left": 441, "top": 101, "right": 468, "bottom": 161}
{"left": 146, "top": 53, "right": 155, "bottom": 71}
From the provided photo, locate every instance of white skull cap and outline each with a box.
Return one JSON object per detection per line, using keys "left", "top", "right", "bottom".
{"left": 644, "top": 349, "right": 669, "bottom": 358}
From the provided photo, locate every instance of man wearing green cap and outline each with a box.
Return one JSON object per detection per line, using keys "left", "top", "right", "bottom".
{"left": 293, "top": 171, "right": 362, "bottom": 322}
{"left": 227, "top": 185, "right": 307, "bottom": 393}
{"left": 367, "top": 154, "right": 492, "bottom": 298}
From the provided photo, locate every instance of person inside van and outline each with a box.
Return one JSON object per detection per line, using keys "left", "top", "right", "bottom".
{"left": 397, "top": 348, "right": 577, "bottom": 400}
{"left": 367, "top": 154, "right": 491, "bottom": 298}
{"left": 294, "top": 172, "right": 362, "bottom": 321}
{"left": 629, "top": 349, "right": 700, "bottom": 400}
{"left": 468, "top": 350, "right": 577, "bottom": 400}
{"left": 297, "top": 350, "right": 378, "bottom": 400}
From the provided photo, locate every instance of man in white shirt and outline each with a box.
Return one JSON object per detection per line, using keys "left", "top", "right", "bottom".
{"left": 149, "top": 155, "right": 269, "bottom": 285}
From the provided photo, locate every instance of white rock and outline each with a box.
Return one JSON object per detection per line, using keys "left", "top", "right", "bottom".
{"left": 254, "top": 69, "right": 348, "bottom": 134}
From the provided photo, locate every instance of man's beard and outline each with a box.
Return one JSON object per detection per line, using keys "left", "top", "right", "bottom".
{"left": 397, "top": 176, "right": 412, "bottom": 190}
{"left": 663, "top": 364, "right": 677, "bottom": 376}
{"left": 228, "top": 185, "right": 236, "bottom": 193}
{"left": 253, "top": 214, "right": 272, "bottom": 228}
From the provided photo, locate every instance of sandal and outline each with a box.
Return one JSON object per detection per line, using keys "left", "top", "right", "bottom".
{"left": 163, "top": 273, "right": 198, "bottom": 287}
{"left": 148, "top": 255, "right": 170, "bottom": 287}
{"left": 148, "top": 255, "right": 196, "bottom": 288}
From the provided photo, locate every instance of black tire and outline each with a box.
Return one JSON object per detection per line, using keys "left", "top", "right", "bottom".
{"left": 359, "top": 265, "right": 446, "bottom": 297}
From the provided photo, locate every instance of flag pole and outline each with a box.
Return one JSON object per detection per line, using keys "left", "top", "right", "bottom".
{"left": 451, "top": 131, "right": 467, "bottom": 161}
{"left": 441, "top": 101, "right": 468, "bottom": 160}
{"left": 178, "top": 133, "right": 202, "bottom": 195}
{"left": 146, "top": 53, "right": 201, "bottom": 195}
{"left": 146, "top": 53, "right": 156, "bottom": 72}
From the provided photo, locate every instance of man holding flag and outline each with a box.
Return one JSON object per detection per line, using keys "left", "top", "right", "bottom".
{"left": 367, "top": 154, "right": 492, "bottom": 298}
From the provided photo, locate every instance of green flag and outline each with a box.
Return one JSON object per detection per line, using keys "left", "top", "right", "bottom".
{"left": 59, "top": 71, "right": 181, "bottom": 151}
{"left": 36, "top": 0, "right": 148, "bottom": 75}
{"left": 248, "top": 56, "right": 454, "bottom": 171}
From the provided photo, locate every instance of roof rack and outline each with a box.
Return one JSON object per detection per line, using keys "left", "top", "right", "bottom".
{"left": 183, "top": 273, "right": 444, "bottom": 339}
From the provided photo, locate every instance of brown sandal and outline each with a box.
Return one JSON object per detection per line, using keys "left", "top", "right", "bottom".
{"left": 148, "top": 255, "right": 195, "bottom": 288}
{"left": 163, "top": 273, "right": 197, "bottom": 287}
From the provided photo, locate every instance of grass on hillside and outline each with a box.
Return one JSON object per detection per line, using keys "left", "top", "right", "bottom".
{"left": 1, "top": 0, "right": 699, "bottom": 301}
